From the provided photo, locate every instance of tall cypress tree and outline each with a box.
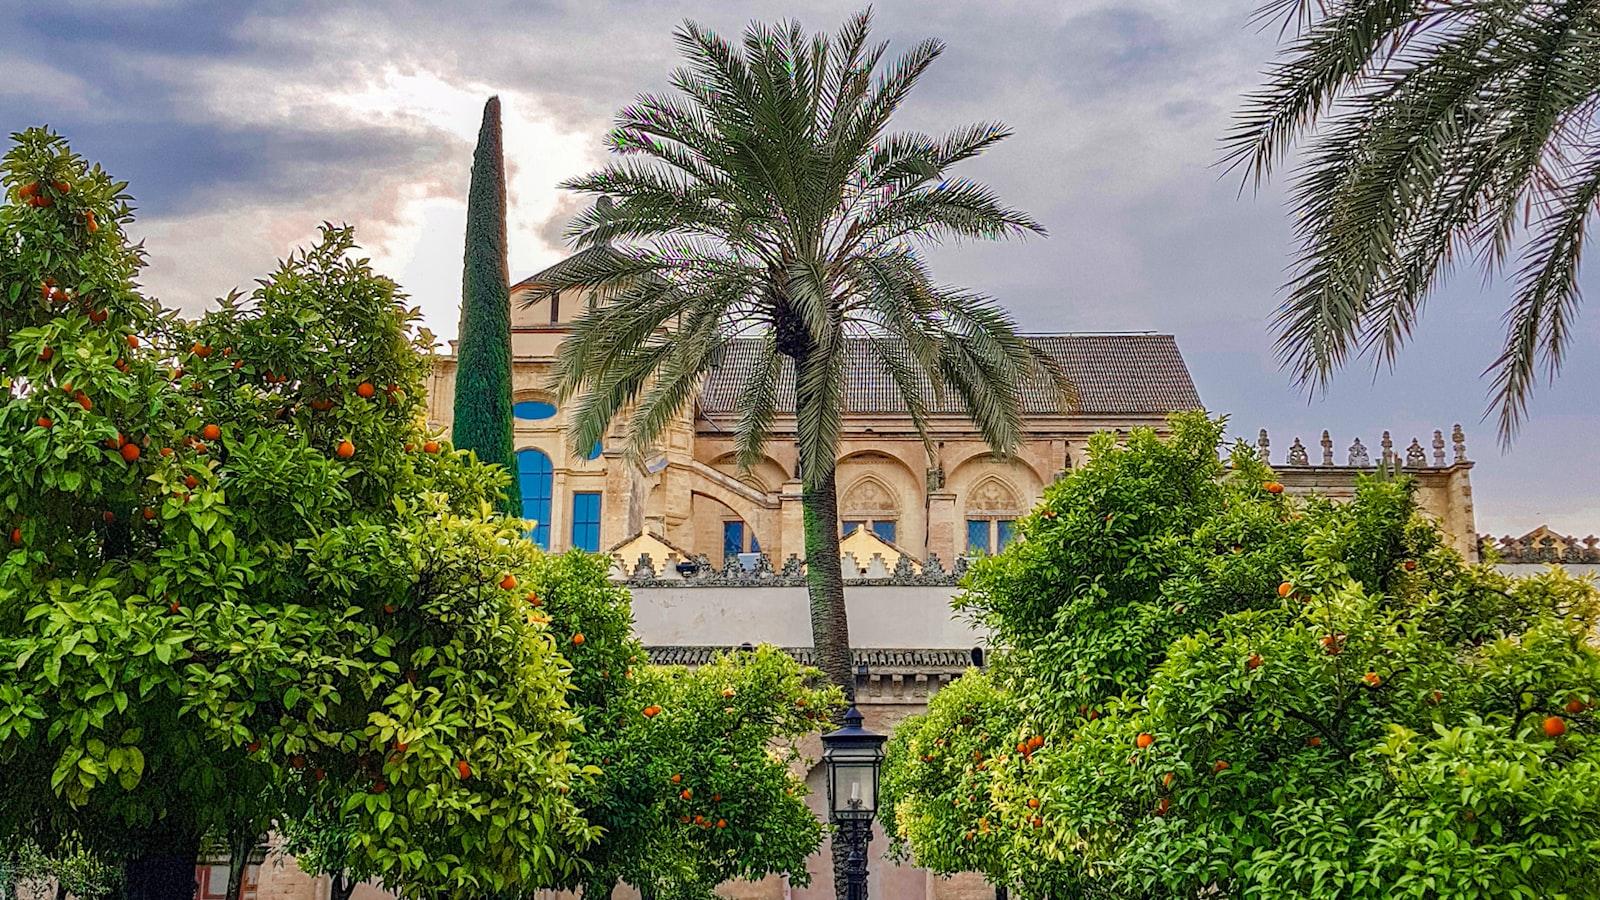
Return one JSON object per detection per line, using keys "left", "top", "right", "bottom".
{"left": 453, "top": 95, "right": 522, "bottom": 516}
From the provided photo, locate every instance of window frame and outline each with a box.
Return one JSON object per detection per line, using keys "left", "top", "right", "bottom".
{"left": 570, "top": 491, "right": 602, "bottom": 552}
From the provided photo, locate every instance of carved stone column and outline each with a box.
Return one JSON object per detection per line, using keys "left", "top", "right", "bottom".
{"left": 779, "top": 479, "right": 806, "bottom": 562}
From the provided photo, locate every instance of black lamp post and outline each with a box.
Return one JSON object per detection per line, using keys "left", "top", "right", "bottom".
{"left": 821, "top": 705, "right": 886, "bottom": 900}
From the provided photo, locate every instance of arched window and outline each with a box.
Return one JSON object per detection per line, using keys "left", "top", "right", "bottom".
{"left": 841, "top": 475, "right": 900, "bottom": 544}
{"left": 964, "top": 476, "right": 1022, "bottom": 556}
{"left": 517, "top": 448, "right": 553, "bottom": 549}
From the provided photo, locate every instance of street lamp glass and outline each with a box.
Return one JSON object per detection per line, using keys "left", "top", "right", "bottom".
{"left": 821, "top": 706, "right": 886, "bottom": 821}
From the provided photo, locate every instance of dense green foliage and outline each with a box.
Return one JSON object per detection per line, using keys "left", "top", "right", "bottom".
{"left": 0, "top": 127, "right": 836, "bottom": 898}
{"left": 882, "top": 413, "right": 1600, "bottom": 898}
{"left": 1228, "top": 0, "right": 1600, "bottom": 442}
{"left": 0, "top": 127, "right": 594, "bottom": 895}
{"left": 535, "top": 10, "right": 1066, "bottom": 697}
{"left": 452, "top": 95, "right": 520, "bottom": 516}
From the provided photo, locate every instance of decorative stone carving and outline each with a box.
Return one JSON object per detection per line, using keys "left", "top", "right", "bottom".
{"left": 967, "top": 477, "right": 1022, "bottom": 515}
{"left": 842, "top": 476, "right": 898, "bottom": 516}
{"left": 1452, "top": 424, "right": 1468, "bottom": 463}
{"left": 1321, "top": 430, "right": 1334, "bottom": 465}
{"left": 1433, "top": 430, "right": 1446, "bottom": 467}
{"left": 1257, "top": 429, "right": 1271, "bottom": 463}
{"left": 925, "top": 465, "right": 945, "bottom": 492}
{"left": 1287, "top": 437, "right": 1309, "bottom": 467}
{"left": 1380, "top": 431, "right": 1394, "bottom": 468}
{"left": 1405, "top": 438, "right": 1426, "bottom": 468}
{"left": 1348, "top": 437, "right": 1370, "bottom": 467}
{"left": 781, "top": 554, "right": 805, "bottom": 577}
{"left": 893, "top": 554, "right": 918, "bottom": 580}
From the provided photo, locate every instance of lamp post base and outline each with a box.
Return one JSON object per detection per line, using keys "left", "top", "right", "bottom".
{"left": 837, "top": 818, "right": 873, "bottom": 900}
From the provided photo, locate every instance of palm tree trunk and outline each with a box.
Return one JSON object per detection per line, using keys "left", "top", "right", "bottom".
{"left": 801, "top": 464, "right": 854, "bottom": 703}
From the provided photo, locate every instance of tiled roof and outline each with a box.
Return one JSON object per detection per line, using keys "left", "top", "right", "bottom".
{"left": 698, "top": 333, "right": 1201, "bottom": 417}
{"left": 648, "top": 645, "right": 977, "bottom": 671}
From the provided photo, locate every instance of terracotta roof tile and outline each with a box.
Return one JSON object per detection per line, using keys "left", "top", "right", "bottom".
{"left": 699, "top": 333, "right": 1201, "bottom": 417}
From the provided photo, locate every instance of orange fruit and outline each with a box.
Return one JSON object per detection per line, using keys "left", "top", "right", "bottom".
{"left": 159, "top": 446, "right": 173, "bottom": 458}
{"left": 35, "top": 417, "right": 51, "bottom": 429}
{"left": 499, "top": 573, "right": 518, "bottom": 590}
{"left": 1307, "top": 736, "right": 1323, "bottom": 748}
{"left": 642, "top": 705, "right": 661, "bottom": 718}
{"left": 83, "top": 210, "right": 98, "bottom": 233}
{"left": 201, "top": 424, "right": 221, "bottom": 441}
{"left": 8, "top": 527, "right": 20, "bottom": 544}
{"left": 670, "top": 773, "right": 682, "bottom": 784}
{"left": 1027, "top": 797, "right": 1040, "bottom": 809}
{"left": 456, "top": 759, "right": 472, "bottom": 780}
{"left": 1277, "top": 581, "right": 1294, "bottom": 598}
{"left": 1363, "top": 672, "right": 1382, "bottom": 688}
{"left": 423, "top": 440, "right": 440, "bottom": 453}
{"left": 50, "top": 180, "right": 70, "bottom": 194}
{"left": 1135, "top": 733, "right": 1154, "bottom": 750}
{"left": 525, "top": 593, "right": 542, "bottom": 607}
{"left": 1213, "top": 759, "right": 1230, "bottom": 773}
{"left": 722, "top": 687, "right": 737, "bottom": 698}
{"left": 17, "top": 182, "right": 39, "bottom": 199}
{"left": 371, "top": 780, "right": 387, "bottom": 794}
{"left": 184, "top": 475, "right": 199, "bottom": 489}
{"left": 1264, "top": 481, "right": 1284, "bottom": 494}
{"left": 335, "top": 439, "right": 355, "bottom": 458}
{"left": 126, "top": 334, "right": 139, "bottom": 349}
{"left": 38, "top": 346, "right": 52, "bottom": 361}
{"left": 1153, "top": 797, "right": 1170, "bottom": 816}
{"left": 680, "top": 788, "right": 692, "bottom": 800}
{"left": 1544, "top": 716, "right": 1567, "bottom": 738}
{"left": 572, "top": 632, "right": 586, "bottom": 645}
{"left": 1566, "top": 698, "right": 1586, "bottom": 715}
{"left": 356, "top": 382, "right": 376, "bottom": 398}
{"left": 75, "top": 392, "right": 92, "bottom": 411}
{"left": 88, "top": 308, "right": 107, "bottom": 324}
{"left": 715, "top": 819, "right": 727, "bottom": 829}
{"left": 142, "top": 507, "right": 156, "bottom": 521}
{"left": 101, "top": 511, "right": 115, "bottom": 524}
{"left": 1247, "top": 653, "right": 1263, "bottom": 670}
{"left": 1403, "top": 560, "right": 1417, "bottom": 572}
{"left": 191, "top": 343, "right": 211, "bottom": 358}
{"left": 120, "top": 443, "right": 141, "bottom": 462}
{"left": 1162, "top": 771, "right": 1176, "bottom": 789}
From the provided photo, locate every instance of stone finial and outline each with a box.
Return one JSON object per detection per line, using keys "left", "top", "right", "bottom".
{"left": 1348, "top": 437, "right": 1370, "bottom": 467}
{"left": 1452, "top": 424, "right": 1467, "bottom": 463}
{"left": 952, "top": 556, "right": 970, "bottom": 578}
{"left": 1380, "top": 431, "right": 1394, "bottom": 467}
{"left": 864, "top": 553, "right": 892, "bottom": 579}
{"left": 1257, "top": 428, "right": 1271, "bottom": 463}
{"left": 721, "top": 554, "right": 741, "bottom": 577}
{"left": 691, "top": 554, "right": 713, "bottom": 577}
{"left": 1405, "top": 438, "right": 1426, "bottom": 468}
{"left": 924, "top": 553, "right": 947, "bottom": 578}
{"left": 752, "top": 552, "right": 774, "bottom": 577}
{"left": 781, "top": 554, "right": 805, "bottom": 577}
{"left": 1287, "top": 437, "right": 1309, "bottom": 466}
{"left": 1432, "top": 430, "right": 1446, "bottom": 467}
{"left": 840, "top": 552, "right": 861, "bottom": 579}
{"left": 633, "top": 553, "right": 657, "bottom": 580}
{"left": 893, "top": 554, "right": 917, "bottom": 579}
{"left": 1320, "top": 430, "right": 1334, "bottom": 465}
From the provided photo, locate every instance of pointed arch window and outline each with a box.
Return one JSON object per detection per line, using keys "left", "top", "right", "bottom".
{"left": 840, "top": 475, "right": 900, "bottom": 545}
{"left": 964, "top": 476, "right": 1022, "bottom": 556}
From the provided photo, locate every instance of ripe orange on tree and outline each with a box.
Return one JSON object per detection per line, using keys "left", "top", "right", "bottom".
{"left": 120, "top": 442, "right": 141, "bottom": 462}
{"left": 571, "top": 632, "right": 585, "bottom": 645}
{"left": 642, "top": 705, "right": 661, "bottom": 718}
{"left": 1135, "top": 733, "right": 1155, "bottom": 750}
{"left": 1213, "top": 759, "right": 1230, "bottom": 773}
{"left": 1277, "top": 581, "right": 1294, "bottom": 598}
{"left": 1263, "top": 481, "right": 1284, "bottom": 494}
{"left": 1544, "top": 716, "right": 1568, "bottom": 738}
{"left": 335, "top": 439, "right": 355, "bottom": 458}
{"left": 499, "top": 573, "right": 518, "bottom": 590}
{"left": 456, "top": 759, "right": 472, "bottom": 780}
{"left": 422, "top": 440, "right": 441, "bottom": 453}
{"left": 356, "top": 382, "right": 376, "bottom": 398}
{"left": 1566, "top": 698, "right": 1587, "bottom": 715}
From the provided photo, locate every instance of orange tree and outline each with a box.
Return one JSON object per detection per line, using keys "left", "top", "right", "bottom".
{"left": 0, "top": 128, "right": 596, "bottom": 897}
{"left": 523, "top": 552, "right": 842, "bottom": 900}
{"left": 881, "top": 413, "right": 1600, "bottom": 898}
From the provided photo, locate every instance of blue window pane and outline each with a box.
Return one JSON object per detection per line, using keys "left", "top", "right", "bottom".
{"left": 872, "top": 520, "right": 897, "bottom": 544}
{"left": 723, "top": 521, "right": 745, "bottom": 559}
{"left": 841, "top": 521, "right": 864, "bottom": 536}
{"left": 517, "top": 449, "right": 553, "bottom": 549}
{"left": 585, "top": 442, "right": 602, "bottom": 461}
{"left": 997, "top": 520, "right": 1015, "bottom": 550}
{"left": 512, "top": 401, "right": 557, "bottom": 421}
{"left": 749, "top": 532, "right": 760, "bottom": 553}
{"left": 571, "top": 492, "right": 602, "bottom": 552}
{"left": 966, "top": 519, "right": 991, "bottom": 556}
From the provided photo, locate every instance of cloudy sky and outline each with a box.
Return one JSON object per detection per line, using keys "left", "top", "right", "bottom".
{"left": 5, "top": 0, "right": 1598, "bottom": 537}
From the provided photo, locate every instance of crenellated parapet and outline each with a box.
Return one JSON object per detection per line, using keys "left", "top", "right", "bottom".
{"left": 1251, "top": 424, "right": 1468, "bottom": 470}
{"left": 1246, "top": 425, "right": 1477, "bottom": 561}
{"left": 1480, "top": 529, "right": 1600, "bottom": 565}
{"left": 610, "top": 550, "right": 966, "bottom": 586}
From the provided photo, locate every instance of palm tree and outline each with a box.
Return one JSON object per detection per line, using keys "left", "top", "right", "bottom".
{"left": 1227, "top": 0, "right": 1600, "bottom": 443}
{"left": 534, "top": 10, "right": 1068, "bottom": 700}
